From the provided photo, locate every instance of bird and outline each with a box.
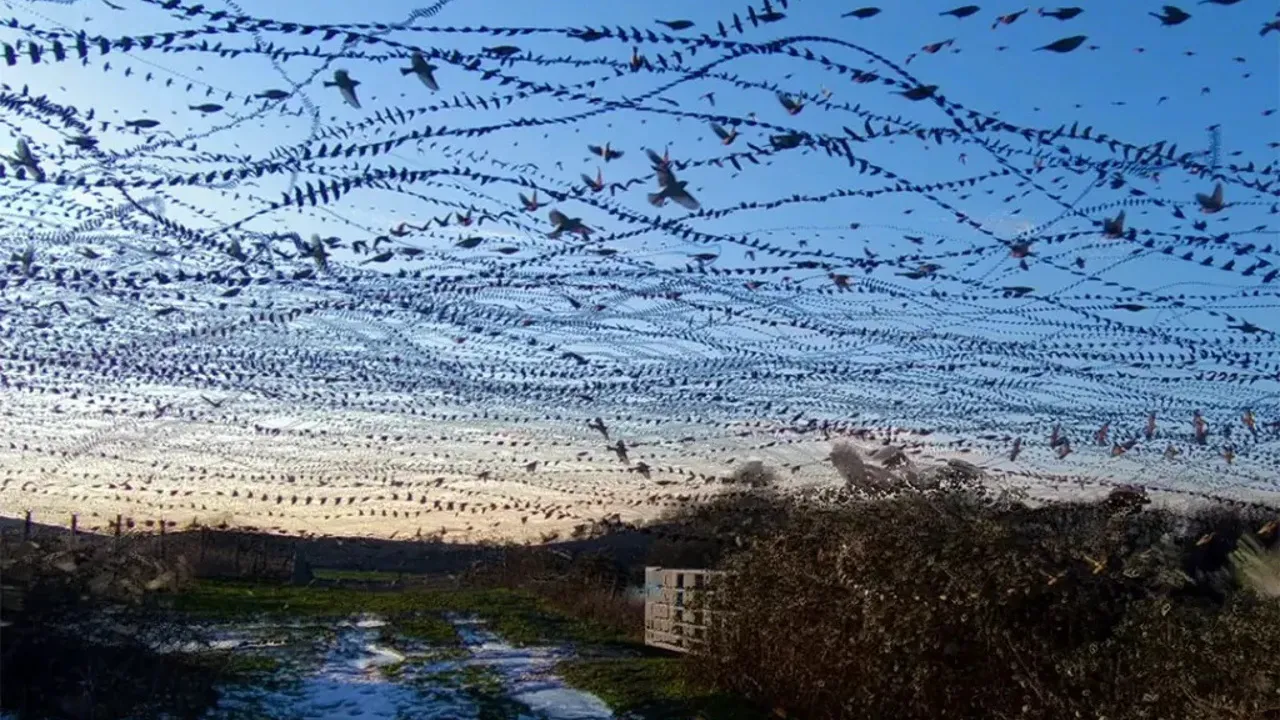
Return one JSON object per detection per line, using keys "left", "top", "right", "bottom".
{"left": 992, "top": 9, "right": 1028, "bottom": 28}
{"left": 582, "top": 168, "right": 605, "bottom": 192}
{"left": 402, "top": 52, "right": 440, "bottom": 91}
{"left": 842, "top": 8, "right": 882, "bottom": 19}
{"left": 1039, "top": 7, "right": 1084, "bottom": 20}
{"left": 1037, "top": 35, "right": 1087, "bottom": 52}
{"left": 588, "top": 143, "right": 624, "bottom": 161}
{"left": 1102, "top": 210, "right": 1126, "bottom": 238}
{"left": 648, "top": 166, "right": 701, "bottom": 210}
{"left": 1263, "top": 18, "right": 1280, "bottom": 36}
{"left": 1195, "top": 183, "right": 1226, "bottom": 213}
{"left": 1150, "top": 6, "right": 1191, "bottom": 25}
{"left": 655, "top": 19, "right": 694, "bottom": 30}
{"left": 897, "top": 84, "right": 938, "bottom": 101}
{"left": 1, "top": 139, "right": 42, "bottom": 179}
{"left": 940, "top": 5, "right": 981, "bottom": 18}
{"left": 588, "top": 418, "right": 609, "bottom": 440}
{"left": 777, "top": 93, "right": 804, "bottom": 115}
{"left": 547, "top": 210, "right": 592, "bottom": 239}
{"left": 710, "top": 123, "right": 738, "bottom": 145}
{"left": 324, "top": 70, "right": 361, "bottom": 108}
{"left": 518, "top": 191, "right": 541, "bottom": 212}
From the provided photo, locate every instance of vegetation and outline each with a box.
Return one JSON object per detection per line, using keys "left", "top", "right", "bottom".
{"left": 7, "top": 452, "right": 1277, "bottom": 720}
{"left": 558, "top": 657, "right": 768, "bottom": 720}
{"left": 0, "top": 536, "right": 261, "bottom": 720}
{"left": 675, "top": 448, "right": 1280, "bottom": 720}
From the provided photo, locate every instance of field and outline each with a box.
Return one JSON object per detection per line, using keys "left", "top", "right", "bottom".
{"left": 5, "top": 475, "right": 1280, "bottom": 719}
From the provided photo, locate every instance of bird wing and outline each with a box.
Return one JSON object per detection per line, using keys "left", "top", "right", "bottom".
{"left": 587, "top": 144, "right": 603, "bottom": 155}
{"left": 711, "top": 123, "right": 728, "bottom": 139}
{"left": 548, "top": 209, "right": 569, "bottom": 226}
{"left": 656, "top": 166, "right": 677, "bottom": 187}
{"left": 672, "top": 189, "right": 701, "bottom": 211}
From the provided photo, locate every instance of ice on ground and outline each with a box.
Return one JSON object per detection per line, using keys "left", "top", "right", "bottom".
{"left": 453, "top": 616, "right": 615, "bottom": 720}
{"left": 203, "top": 615, "right": 617, "bottom": 720}
{"left": 208, "top": 619, "right": 469, "bottom": 720}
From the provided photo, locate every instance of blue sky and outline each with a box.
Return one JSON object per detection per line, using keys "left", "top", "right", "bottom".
{"left": 2, "top": 0, "right": 1279, "bottom": 485}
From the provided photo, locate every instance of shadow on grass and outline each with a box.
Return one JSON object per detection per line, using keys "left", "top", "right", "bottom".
{"left": 557, "top": 657, "right": 769, "bottom": 720}
{"left": 175, "top": 580, "right": 651, "bottom": 652}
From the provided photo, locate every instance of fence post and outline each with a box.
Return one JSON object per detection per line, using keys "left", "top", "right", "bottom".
{"left": 22, "top": 510, "right": 31, "bottom": 541}
{"left": 70, "top": 514, "right": 78, "bottom": 546}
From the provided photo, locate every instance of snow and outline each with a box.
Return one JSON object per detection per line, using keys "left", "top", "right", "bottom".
{"left": 202, "top": 615, "right": 616, "bottom": 720}
{"left": 452, "top": 617, "right": 614, "bottom": 720}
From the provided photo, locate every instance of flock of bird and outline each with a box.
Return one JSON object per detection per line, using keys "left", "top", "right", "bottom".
{"left": 1, "top": 0, "right": 1279, "bottom": 539}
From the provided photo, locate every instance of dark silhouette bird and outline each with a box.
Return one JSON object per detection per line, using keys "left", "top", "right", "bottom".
{"left": 656, "top": 19, "right": 695, "bottom": 30}
{"left": 588, "top": 143, "right": 624, "bottom": 161}
{"left": 1102, "top": 210, "right": 1126, "bottom": 238}
{"left": 402, "top": 52, "right": 440, "bottom": 91}
{"left": 1195, "top": 183, "right": 1226, "bottom": 213}
{"left": 1, "top": 139, "right": 41, "bottom": 178}
{"left": 941, "top": 5, "right": 981, "bottom": 18}
{"left": 588, "top": 418, "right": 609, "bottom": 440}
{"left": 1262, "top": 18, "right": 1280, "bottom": 36}
{"left": 582, "top": 168, "right": 605, "bottom": 192}
{"left": 898, "top": 84, "right": 938, "bottom": 101}
{"left": 1039, "top": 7, "right": 1084, "bottom": 19}
{"left": 547, "top": 210, "right": 592, "bottom": 239}
{"left": 710, "top": 123, "right": 738, "bottom": 145}
{"left": 648, "top": 166, "right": 700, "bottom": 210}
{"left": 189, "top": 103, "right": 223, "bottom": 113}
{"left": 1199, "top": 0, "right": 1243, "bottom": 4}
{"left": 1151, "top": 5, "right": 1191, "bottom": 25}
{"left": 324, "top": 69, "right": 361, "bottom": 108}
{"left": 992, "top": 8, "right": 1028, "bottom": 28}
{"left": 842, "top": 7, "right": 882, "bottom": 19}
{"left": 777, "top": 93, "right": 804, "bottom": 115}
{"left": 1037, "top": 35, "right": 1087, "bottom": 52}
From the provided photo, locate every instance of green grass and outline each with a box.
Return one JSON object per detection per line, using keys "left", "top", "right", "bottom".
{"left": 311, "top": 568, "right": 417, "bottom": 582}
{"left": 174, "top": 580, "right": 644, "bottom": 650}
{"left": 557, "top": 657, "right": 770, "bottom": 720}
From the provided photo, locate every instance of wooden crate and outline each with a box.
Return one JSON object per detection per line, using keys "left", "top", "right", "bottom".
{"left": 643, "top": 567, "right": 726, "bottom": 654}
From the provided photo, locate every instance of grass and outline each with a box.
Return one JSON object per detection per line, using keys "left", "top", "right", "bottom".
{"left": 311, "top": 568, "right": 417, "bottom": 582}
{"left": 174, "top": 580, "right": 645, "bottom": 650}
{"left": 558, "top": 657, "right": 770, "bottom": 720}
{"left": 416, "top": 665, "right": 532, "bottom": 720}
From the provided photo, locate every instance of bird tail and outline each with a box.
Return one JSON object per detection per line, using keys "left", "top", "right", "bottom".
{"left": 647, "top": 192, "right": 665, "bottom": 207}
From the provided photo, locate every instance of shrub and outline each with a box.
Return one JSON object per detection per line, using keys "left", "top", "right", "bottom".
{"left": 688, "top": 486, "right": 1280, "bottom": 719}
{"left": 0, "top": 536, "right": 234, "bottom": 719}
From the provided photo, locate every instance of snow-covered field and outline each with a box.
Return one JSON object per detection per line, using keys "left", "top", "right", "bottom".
{"left": 201, "top": 614, "right": 614, "bottom": 720}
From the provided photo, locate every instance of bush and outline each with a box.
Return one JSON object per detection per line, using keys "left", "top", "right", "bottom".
{"left": 688, "top": 485, "right": 1280, "bottom": 719}
{"left": 0, "top": 536, "right": 235, "bottom": 719}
